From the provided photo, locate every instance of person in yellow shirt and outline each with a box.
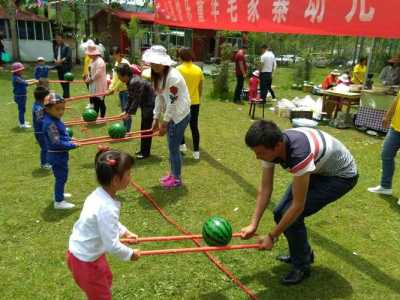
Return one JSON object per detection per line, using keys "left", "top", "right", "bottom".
{"left": 368, "top": 93, "right": 400, "bottom": 205}
{"left": 106, "top": 46, "right": 131, "bottom": 131}
{"left": 176, "top": 48, "right": 204, "bottom": 160}
{"left": 82, "top": 54, "right": 93, "bottom": 108}
{"left": 351, "top": 57, "right": 367, "bottom": 84}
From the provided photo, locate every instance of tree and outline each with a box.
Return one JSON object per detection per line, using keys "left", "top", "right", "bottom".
{"left": 0, "top": 0, "right": 19, "bottom": 60}
{"left": 121, "top": 17, "right": 146, "bottom": 62}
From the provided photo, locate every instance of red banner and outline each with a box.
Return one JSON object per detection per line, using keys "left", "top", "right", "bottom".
{"left": 154, "top": 0, "right": 400, "bottom": 38}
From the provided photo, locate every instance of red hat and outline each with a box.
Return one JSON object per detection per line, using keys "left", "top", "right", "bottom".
{"left": 11, "top": 62, "right": 25, "bottom": 73}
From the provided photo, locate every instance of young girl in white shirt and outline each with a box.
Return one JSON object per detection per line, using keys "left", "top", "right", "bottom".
{"left": 67, "top": 148, "right": 140, "bottom": 300}
{"left": 143, "top": 45, "right": 191, "bottom": 188}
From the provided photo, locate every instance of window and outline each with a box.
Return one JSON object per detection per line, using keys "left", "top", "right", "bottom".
{"left": 17, "top": 20, "right": 27, "bottom": 39}
{"left": 43, "top": 22, "right": 51, "bottom": 40}
{"left": 35, "top": 22, "right": 43, "bottom": 40}
{"left": 27, "top": 21, "right": 35, "bottom": 40}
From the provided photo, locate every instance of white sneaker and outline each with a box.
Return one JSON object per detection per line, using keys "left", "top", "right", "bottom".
{"left": 367, "top": 185, "right": 393, "bottom": 195}
{"left": 180, "top": 144, "right": 187, "bottom": 152}
{"left": 19, "top": 123, "right": 31, "bottom": 129}
{"left": 397, "top": 199, "right": 400, "bottom": 206}
{"left": 63, "top": 193, "right": 72, "bottom": 198}
{"left": 85, "top": 104, "right": 94, "bottom": 109}
{"left": 193, "top": 151, "right": 200, "bottom": 160}
{"left": 54, "top": 200, "right": 75, "bottom": 210}
{"left": 41, "top": 164, "right": 52, "bottom": 170}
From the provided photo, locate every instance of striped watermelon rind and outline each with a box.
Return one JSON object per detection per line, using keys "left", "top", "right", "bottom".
{"left": 202, "top": 216, "right": 232, "bottom": 246}
{"left": 66, "top": 127, "right": 73, "bottom": 138}
{"left": 108, "top": 123, "right": 127, "bottom": 139}
{"left": 82, "top": 109, "right": 98, "bottom": 122}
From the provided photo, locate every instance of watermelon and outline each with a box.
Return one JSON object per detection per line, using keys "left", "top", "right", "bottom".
{"left": 82, "top": 108, "right": 98, "bottom": 122}
{"left": 66, "top": 127, "right": 73, "bottom": 138}
{"left": 202, "top": 216, "right": 232, "bottom": 246}
{"left": 108, "top": 123, "right": 127, "bottom": 139}
{"left": 64, "top": 72, "right": 74, "bottom": 82}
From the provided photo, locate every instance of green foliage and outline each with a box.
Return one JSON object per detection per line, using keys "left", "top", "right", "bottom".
{"left": 293, "top": 52, "right": 313, "bottom": 84}
{"left": 212, "top": 43, "right": 234, "bottom": 99}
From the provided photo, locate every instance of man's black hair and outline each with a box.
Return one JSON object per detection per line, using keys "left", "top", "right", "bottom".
{"left": 245, "top": 120, "right": 283, "bottom": 149}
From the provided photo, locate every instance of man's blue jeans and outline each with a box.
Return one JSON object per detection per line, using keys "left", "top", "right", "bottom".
{"left": 273, "top": 174, "right": 358, "bottom": 271}
{"left": 119, "top": 91, "right": 132, "bottom": 132}
{"left": 167, "top": 114, "right": 190, "bottom": 179}
{"left": 380, "top": 128, "right": 400, "bottom": 189}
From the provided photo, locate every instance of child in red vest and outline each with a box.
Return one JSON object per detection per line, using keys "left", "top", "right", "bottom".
{"left": 248, "top": 70, "right": 260, "bottom": 102}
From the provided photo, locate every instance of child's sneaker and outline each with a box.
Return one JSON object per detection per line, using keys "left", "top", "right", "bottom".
{"left": 160, "top": 173, "right": 172, "bottom": 183}
{"left": 161, "top": 176, "right": 182, "bottom": 188}
{"left": 19, "top": 123, "right": 31, "bottom": 129}
{"left": 193, "top": 151, "right": 200, "bottom": 160}
{"left": 41, "top": 164, "right": 52, "bottom": 170}
{"left": 180, "top": 144, "right": 187, "bottom": 152}
{"left": 367, "top": 185, "right": 393, "bottom": 195}
{"left": 54, "top": 200, "right": 75, "bottom": 209}
{"left": 85, "top": 103, "right": 94, "bottom": 109}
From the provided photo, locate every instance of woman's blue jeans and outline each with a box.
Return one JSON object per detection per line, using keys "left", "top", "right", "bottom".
{"left": 167, "top": 114, "right": 190, "bottom": 179}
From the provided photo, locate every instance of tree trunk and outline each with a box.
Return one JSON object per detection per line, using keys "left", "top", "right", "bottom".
{"left": 56, "top": 1, "right": 62, "bottom": 32}
{"left": 74, "top": 2, "right": 79, "bottom": 64}
{"left": 214, "top": 31, "right": 220, "bottom": 58}
{"left": 86, "top": 0, "right": 91, "bottom": 37}
{"left": 352, "top": 37, "right": 359, "bottom": 66}
{"left": 8, "top": 2, "right": 19, "bottom": 60}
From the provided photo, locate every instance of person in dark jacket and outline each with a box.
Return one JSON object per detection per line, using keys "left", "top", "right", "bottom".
{"left": 53, "top": 33, "right": 72, "bottom": 98}
{"left": 116, "top": 63, "right": 155, "bottom": 159}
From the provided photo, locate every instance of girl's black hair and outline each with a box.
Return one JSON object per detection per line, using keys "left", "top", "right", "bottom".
{"left": 179, "top": 47, "right": 195, "bottom": 62}
{"left": 151, "top": 66, "right": 170, "bottom": 92}
{"left": 110, "top": 46, "right": 122, "bottom": 56}
{"left": 95, "top": 149, "right": 135, "bottom": 186}
{"left": 116, "top": 63, "right": 132, "bottom": 78}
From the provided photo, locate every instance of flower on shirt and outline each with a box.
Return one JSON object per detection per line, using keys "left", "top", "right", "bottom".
{"left": 169, "top": 86, "right": 179, "bottom": 103}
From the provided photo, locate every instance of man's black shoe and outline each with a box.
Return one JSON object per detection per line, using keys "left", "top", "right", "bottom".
{"left": 276, "top": 251, "right": 314, "bottom": 264}
{"left": 281, "top": 268, "right": 310, "bottom": 285}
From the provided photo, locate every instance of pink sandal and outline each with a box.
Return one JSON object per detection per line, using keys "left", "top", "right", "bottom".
{"left": 161, "top": 176, "right": 182, "bottom": 188}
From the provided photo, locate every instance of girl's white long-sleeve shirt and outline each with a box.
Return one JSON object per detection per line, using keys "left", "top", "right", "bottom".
{"left": 68, "top": 187, "right": 133, "bottom": 262}
{"left": 153, "top": 68, "right": 190, "bottom": 124}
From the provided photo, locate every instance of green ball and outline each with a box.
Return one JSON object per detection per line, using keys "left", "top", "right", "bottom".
{"left": 202, "top": 216, "right": 232, "bottom": 246}
{"left": 66, "top": 127, "right": 73, "bottom": 138}
{"left": 82, "top": 108, "right": 98, "bottom": 122}
{"left": 64, "top": 72, "right": 74, "bottom": 82}
{"left": 108, "top": 122, "right": 127, "bottom": 139}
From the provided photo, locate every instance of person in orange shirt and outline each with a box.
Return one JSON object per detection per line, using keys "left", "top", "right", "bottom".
{"left": 321, "top": 69, "right": 340, "bottom": 89}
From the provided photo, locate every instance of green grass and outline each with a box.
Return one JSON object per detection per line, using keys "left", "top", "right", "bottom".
{"left": 0, "top": 66, "right": 399, "bottom": 300}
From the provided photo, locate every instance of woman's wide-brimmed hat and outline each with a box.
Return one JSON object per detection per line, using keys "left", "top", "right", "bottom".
{"left": 85, "top": 44, "right": 101, "bottom": 56}
{"left": 142, "top": 45, "right": 176, "bottom": 66}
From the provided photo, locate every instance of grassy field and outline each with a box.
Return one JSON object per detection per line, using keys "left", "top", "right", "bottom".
{"left": 0, "top": 65, "right": 399, "bottom": 300}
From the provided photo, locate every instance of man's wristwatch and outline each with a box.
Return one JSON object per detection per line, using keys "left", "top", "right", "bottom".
{"left": 268, "top": 233, "right": 278, "bottom": 244}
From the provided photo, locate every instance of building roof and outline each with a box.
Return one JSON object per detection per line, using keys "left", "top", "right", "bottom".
{"left": 92, "top": 9, "right": 155, "bottom": 23}
{"left": 0, "top": 8, "right": 48, "bottom": 22}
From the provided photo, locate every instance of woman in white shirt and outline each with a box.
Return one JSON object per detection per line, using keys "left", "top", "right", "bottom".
{"left": 144, "top": 45, "right": 191, "bottom": 188}
{"left": 67, "top": 148, "right": 140, "bottom": 299}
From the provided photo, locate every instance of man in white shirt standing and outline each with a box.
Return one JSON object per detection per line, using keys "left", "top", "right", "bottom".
{"left": 260, "top": 45, "right": 277, "bottom": 101}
